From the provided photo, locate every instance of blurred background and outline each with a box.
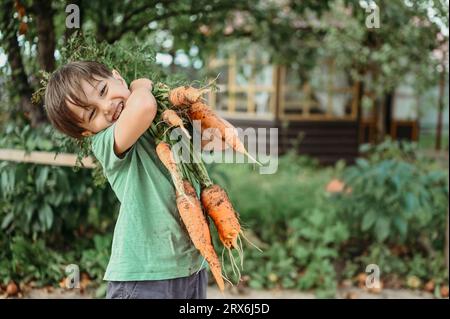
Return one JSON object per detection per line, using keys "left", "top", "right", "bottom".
{"left": 0, "top": 0, "right": 448, "bottom": 299}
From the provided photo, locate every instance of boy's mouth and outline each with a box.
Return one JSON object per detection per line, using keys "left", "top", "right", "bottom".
{"left": 112, "top": 101, "right": 124, "bottom": 121}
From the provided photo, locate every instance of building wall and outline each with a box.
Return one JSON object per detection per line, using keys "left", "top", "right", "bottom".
{"left": 224, "top": 117, "right": 360, "bottom": 165}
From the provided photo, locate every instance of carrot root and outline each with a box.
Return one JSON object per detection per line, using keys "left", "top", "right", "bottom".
{"left": 156, "top": 142, "right": 185, "bottom": 196}
{"left": 176, "top": 180, "right": 225, "bottom": 291}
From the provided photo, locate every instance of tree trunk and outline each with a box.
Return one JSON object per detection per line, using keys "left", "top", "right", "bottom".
{"left": 384, "top": 91, "right": 394, "bottom": 139}
{"left": 435, "top": 68, "right": 445, "bottom": 151}
{"left": 1, "top": 0, "right": 47, "bottom": 126}
{"left": 33, "top": 0, "right": 56, "bottom": 72}
{"left": 356, "top": 80, "right": 365, "bottom": 145}
{"left": 446, "top": 208, "right": 449, "bottom": 278}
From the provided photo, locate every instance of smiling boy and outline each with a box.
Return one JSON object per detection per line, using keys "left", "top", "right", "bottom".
{"left": 44, "top": 61, "right": 208, "bottom": 299}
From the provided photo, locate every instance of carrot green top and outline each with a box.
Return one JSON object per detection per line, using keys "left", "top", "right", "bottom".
{"left": 91, "top": 124, "right": 204, "bottom": 281}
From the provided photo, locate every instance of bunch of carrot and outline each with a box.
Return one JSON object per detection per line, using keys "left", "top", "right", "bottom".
{"left": 148, "top": 83, "right": 260, "bottom": 292}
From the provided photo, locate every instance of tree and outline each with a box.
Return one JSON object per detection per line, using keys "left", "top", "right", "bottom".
{"left": 0, "top": 0, "right": 47, "bottom": 126}
{"left": 0, "top": 0, "right": 255, "bottom": 126}
{"left": 318, "top": 0, "right": 448, "bottom": 140}
{"left": 0, "top": 0, "right": 447, "bottom": 131}
{"left": 435, "top": 39, "right": 448, "bottom": 150}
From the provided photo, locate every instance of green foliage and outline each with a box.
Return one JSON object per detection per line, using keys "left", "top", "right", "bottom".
{"left": 79, "top": 234, "right": 112, "bottom": 282}
{"left": 210, "top": 156, "right": 348, "bottom": 296}
{"left": 0, "top": 119, "right": 118, "bottom": 290}
{"left": 59, "top": 32, "right": 161, "bottom": 85}
{"left": 358, "top": 138, "right": 429, "bottom": 164}
{"left": 208, "top": 141, "right": 447, "bottom": 297}
{"left": 339, "top": 140, "right": 448, "bottom": 243}
{"left": 322, "top": 0, "right": 447, "bottom": 94}
{"left": 350, "top": 242, "right": 448, "bottom": 290}
{"left": 79, "top": 234, "right": 112, "bottom": 298}
{"left": 0, "top": 235, "right": 64, "bottom": 286}
{"left": 0, "top": 156, "right": 117, "bottom": 288}
{"left": 0, "top": 161, "right": 118, "bottom": 237}
{"left": 0, "top": 140, "right": 447, "bottom": 296}
{"left": 0, "top": 122, "right": 119, "bottom": 242}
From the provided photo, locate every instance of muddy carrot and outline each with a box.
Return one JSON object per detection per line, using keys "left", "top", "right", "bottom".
{"left": 162, "top": 109, "right": 191, "bottom": 139}
{"left": 156, "top": 141, "right": 185, "bottom": 195}
{"left": 176, "top": 180, "right": 225, "bottom": 291}
{"left": 169, "top": 86, "right": 207, "bottom": 107}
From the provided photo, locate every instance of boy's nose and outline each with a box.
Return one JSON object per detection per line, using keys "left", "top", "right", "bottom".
{"left": 101, "top": 102, "right": 114, "bottom": 114}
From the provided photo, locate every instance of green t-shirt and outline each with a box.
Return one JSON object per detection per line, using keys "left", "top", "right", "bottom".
{"left": 91, "top": 124, "right": 204, "bottom": 281}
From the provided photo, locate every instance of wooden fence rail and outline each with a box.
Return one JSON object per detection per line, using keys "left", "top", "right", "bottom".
{"left": 0, "top": 149, "right": 95, "bottom": 168}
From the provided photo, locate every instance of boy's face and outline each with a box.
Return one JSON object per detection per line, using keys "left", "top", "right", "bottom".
{"left": 66, "top": 70, "right": 131, "bottom": 136}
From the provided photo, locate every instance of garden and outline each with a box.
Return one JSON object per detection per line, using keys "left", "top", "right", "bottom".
{"left": 0, "top": 0, "right": 448, "bottom": 299}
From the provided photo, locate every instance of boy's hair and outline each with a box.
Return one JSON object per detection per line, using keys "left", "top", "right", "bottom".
{"left": 44, "top": 61, "right": 112, "bottom": 138}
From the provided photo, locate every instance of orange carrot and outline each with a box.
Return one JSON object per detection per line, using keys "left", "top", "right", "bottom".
{"left": 201, "top": 184, "right": 241, "bottom": 249}
{"left": 162, "top": 109, "right": 191, "bottom": 139}
{"left": 188, "top": 102, "right": 259, "bottom": 164}
{"left": 156, "top": 142, "right": 184, "bottom": 195}
{"left": 176, "top": 180, "right": 225, "bottom": 291}
{"left": 169, "top": 86, "right": 207, "bottom": 107}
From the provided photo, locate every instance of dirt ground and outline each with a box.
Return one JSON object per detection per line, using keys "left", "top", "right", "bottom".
{"left": 3, "top": 286, "right": 436, "bottom": 299}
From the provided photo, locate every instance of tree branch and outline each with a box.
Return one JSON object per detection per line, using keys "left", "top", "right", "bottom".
{"left": 106, "top": 1, "right": 243, "bottom": 43}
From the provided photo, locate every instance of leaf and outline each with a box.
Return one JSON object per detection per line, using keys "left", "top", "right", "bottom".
{"left": 24, "top": 203, "right": 35, "bottom": 224}
{"left": 36, "top": 167, "right": 49, "bottom": 193}
{"left": 1, "top": 212, "right": 14, "bottom": 229}
{"left": 8, "top": 169, "right": 16, "bottom": 193}
{"left": 393, "top": 216, "right": 408, "bottom": 238}
{"left": 375, "top": 217, "right": 391, "bottom": 242}
{"left": 359, "top": 143, "right": 372, "bottom": 154}
{"left": 39, "top": 204, "right": 54, "bottom": 230}
{"left": 293, "top": 246, "right": 310, "bottom": 261}
{"left": 1, "top": 169, "right": 15, "bottom": 195}
{"left": 403, "top": 192, "right": 418, "bottom": 215}
{"left": 355, "top": 158, "right": 369, "bottom": 169}
{"left": 1, "top": 171, "right": 8, "bottom": 193}
{"left": 362, "top": 211, "right": 377, "bottom": 231}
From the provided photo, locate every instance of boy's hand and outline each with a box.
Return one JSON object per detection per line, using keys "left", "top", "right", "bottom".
{"left": 130, "top": 78, "right": 153, "bottom": 92}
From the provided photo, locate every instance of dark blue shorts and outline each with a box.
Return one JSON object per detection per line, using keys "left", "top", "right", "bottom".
{"left": 106, "top": 268, "right": 208, "bottom": 299}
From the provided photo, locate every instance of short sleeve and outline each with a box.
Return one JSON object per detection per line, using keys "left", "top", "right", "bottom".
{"left": 90, "top": 123, "right": 135, "bottom": 174}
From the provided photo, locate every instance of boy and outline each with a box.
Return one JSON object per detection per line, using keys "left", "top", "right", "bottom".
{"left": 45, "top": 61, "right": 212, "bottom": 299}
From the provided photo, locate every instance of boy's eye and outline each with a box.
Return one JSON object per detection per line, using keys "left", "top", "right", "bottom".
{"left": 100, "top": 83, "right": 107, "bottom": 96}
{"left": 89, "top": 109, "right": 95, "bottom": 121}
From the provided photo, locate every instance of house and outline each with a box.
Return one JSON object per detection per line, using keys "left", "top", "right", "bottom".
{"left": 203, "top": 48, "right": 445, "bottom": 164}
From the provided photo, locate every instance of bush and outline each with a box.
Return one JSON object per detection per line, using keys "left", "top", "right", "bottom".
{"left": 209, "top": 154, "right": 349, "bottom": 297}
{"left": 209, "top": 140, "right": 448, "bottom": 297}
{"left": 0, "top": 122, "right": 119, "bottom": 290}
{"left": 338, "top": 140, "right": 448, "bottom": 244}
{"left": 0, "top": 235, "right": 64, "bottom": 286}
{"left": 0, "top": 138, "right": 447, "bottom": 297}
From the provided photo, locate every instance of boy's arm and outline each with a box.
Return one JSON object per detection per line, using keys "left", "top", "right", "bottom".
{"left": 114, "top": 79, "right": 156, "bottom": 156}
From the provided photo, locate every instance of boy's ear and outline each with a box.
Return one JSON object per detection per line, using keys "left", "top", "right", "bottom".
{"left": 81, "top": 130, "right": 93, "bottom": 137}
{"left": 112, "top": 69, "right": 128, "bottom": 88}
